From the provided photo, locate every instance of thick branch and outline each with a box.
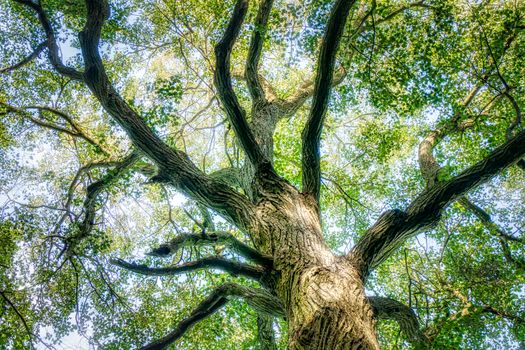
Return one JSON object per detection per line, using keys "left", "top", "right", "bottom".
{"left": 139, "top": 283, "right": 283, "bottom": 350}
{"left": 257, "top": 314, "right": 278, "bottom": 350}
{"left": 245, "top": 0, "right": 274, "bottom": 103}
{"left": 214, "top": 0, "right": 270, "bottom": 170}
{"left": 418, "top": 84, "right": 483, "bottom": 186}
{"left": 139, "top": 286, "right": 228, "bottom": 350}
{"left": 351, "top": 129, "right": 525, "bottom": 277}
{"left": 368, "top": 296, "right": 430, "bottom": 349}
{"left": 458, "top": 196, "right": 525, "bottom": 271}
{"left": 301, "top": 0, "right": 357, "bottom": 203}
{"left": 148, "top": 231, "right": 272, "bottom": 267}
{"left": 279, "top": 1, "right": 431, "bottom": 119}
{"left": 13, "top": 0, "right": 83, "bottom": 80}
{"left": 79, "top": 0, "right": 255, "bottom": 229}
{"left": 0, "top": 41, "right": 46, "bottom": 74}
{"left": 111, "top": 256, "right": 264, "bottom": 281}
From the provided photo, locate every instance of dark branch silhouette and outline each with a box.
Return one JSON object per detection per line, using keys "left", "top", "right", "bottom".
{"left": 111, "top": 256, "right": 265, "bottom": 281}
{"left": 214, "top": 0, "right": 270, "bottom": 170}
{"left": 148, "top": 231, "right": 272, "bottom": 267}
{"left": 301, "top": 0, "right": 357, "bottom": 203}
{"left": 0, "top": 41, "right": 46, "bottom": 74}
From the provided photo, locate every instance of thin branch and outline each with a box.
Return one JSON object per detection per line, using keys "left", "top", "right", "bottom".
{"left": 62, "top": 151, "right": 140, "bottom": 257}
{"left": 245, "top": 0, "right": 274, "bottom": 103}
{"left": 301, "top": 0, "right": 357, "bottom": 203}
{"left": 0, "top": 291, "right": 34, "bottom": 349}
{"left": 366, "top": 1, "right": 434, "bottom": 32}
{"left": 1, "top": 102, "right": 107, "bottom": 153}
{"left": 13, "top": 0, "right": 83, "bottom": 80}
{"left": 111, "top": 256, "right": 265, "bottom": 281}
{"left": 214, "top": 0, "right": 270, "bottom": 170}
{"left": 0, "top": 41, "right": 46, "bottom": 74}
{"left": 458, "top": 196, "right": 525, "bottom": 271}
{"left": 458, "top": 196, "right": 523, "bottom": 243}
{"left": 418, "top": 84, "right": 483, "bottom": 186}
{"left": 279, "top": 67, "right": 346, "bottom": 118}
{"left": 148, "top": 231, "right": 272, "bottom": 267}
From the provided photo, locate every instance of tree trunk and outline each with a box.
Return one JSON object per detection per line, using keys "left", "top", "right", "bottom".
{"left": 254, "top": 186, "right": 380, "bottom": 349}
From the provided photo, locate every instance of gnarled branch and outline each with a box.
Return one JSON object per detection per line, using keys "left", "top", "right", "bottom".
{"left": 139, "top": 285, "right": 229, "bottom": 350}
{"left": 139, "top": 283, "right": 283, "bottom": 350}
{"left": 245, "top": 0, "right": 274, "bottom": 104}
{"left": 111, "top": 256, "right": 265, "bottom": 281}
{"left": 62, "top": 151, "right": 140, "bottom": 257}
{"left": 301, "top": 0, "right": 357, "bottom": 203}
{"left": 351, "top": 129, "right": 525, "bottom": 277}
{"left": 78, "top": 0, "right": 255, "bottom": 230}
{"left": 214, "top": 0, "right": 270, "bottom": 170}
{"left": 368, "top": 296, "right": 430, "bottom": 349}
{"left": 148, "top": 231, "right": 272, "bottom": 267}
{"left": 13, "top": 0, "right": 83, "bottom": 80}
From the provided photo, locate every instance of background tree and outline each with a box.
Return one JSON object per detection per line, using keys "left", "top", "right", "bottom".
{"left": 0, "top": 0, "right": 524, "bottom": 349}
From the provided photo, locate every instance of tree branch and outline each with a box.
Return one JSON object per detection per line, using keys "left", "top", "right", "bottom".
{"left": 78, "top": 0, "right": 256, "bottom": 230}
{"left": 257, "top": 314, "right": 278, "bottom": 350}
{"left": 13, "top": 0, "right": 83, "bottom": 80}
{"left": 111, "top": 256, "right": 265, "bottom": 281}
{"left": 245, "top": 0, "right": 274, "bottom": 103}
{"left": 139, "top": 283, "right": 283, "bottom": 350}
{"left": 458, "top": 196, "right": 525, "bottom": 271}
{"left": 418, "top": 84, "right": 483, "bottom": 186}
{"left": 458, "top": 196, "right": 523, "bottom": 243}
{"left": 351, "top": 129, "right": 525, "bottom": 278}
{"left": 0, "top": 41, "right": 46, "bottom": 74}
{"left": 1, "top": 102, "right": 107, "bottom": 153}
{"left": 139, "top": 286, "right": 229, "bottom": 350}
{"left": 148, "top": 231, "right": 272, "bottom": 267}
{"left": 0, "top": 291, "right": 34, "bottom": 349}
{"left": 214, "top": 0, "right": 270, "bottom": 170}
{"left": 63, "top": 151, "right": 140, "bottom": 256}
{"left": 368, "top": 296, "right": 430, "bottom": 349}
{"left": 279, "top": 67, "right": 346, "bottom": 118}
{"left": 301, "top": 0, "right": 357, "bottom": 203}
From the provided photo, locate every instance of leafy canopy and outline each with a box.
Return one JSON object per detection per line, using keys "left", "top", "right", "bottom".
{"left": 0, "top": 0, "right": 524, "bottom": 349}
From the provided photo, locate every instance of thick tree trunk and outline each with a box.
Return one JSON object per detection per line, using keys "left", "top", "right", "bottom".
{"left": 284, "top": 262, "right": 379, "bottom": 350}
{"left": 255, "top": 187, "right": 380, "bottom": 349}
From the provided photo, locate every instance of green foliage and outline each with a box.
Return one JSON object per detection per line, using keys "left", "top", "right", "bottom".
{"left": 0, "top": 0, "right": 524, "bottom": 349}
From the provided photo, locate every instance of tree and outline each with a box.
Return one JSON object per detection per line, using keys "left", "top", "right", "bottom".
{"left": 0, "top": 0, "right": 524, "bottom": 349}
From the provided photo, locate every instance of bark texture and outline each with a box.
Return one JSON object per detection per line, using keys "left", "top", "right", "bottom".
{"left": 15, "top": 0, "right": 525, "bottom": 348}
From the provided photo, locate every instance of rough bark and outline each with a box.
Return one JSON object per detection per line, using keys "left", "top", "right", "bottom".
{"left": 15, "top": 0, "right": 525, "bottom": 349}
{"left": 252, "top": 185, "right": 380, "bottom": 350}
{"left": 302, "top": 0, "right": 357, "bottom": 204}
{"left": 257, "top": 315, "right": 278, "bottom": 350}
{"left": 368, "top": 296, "right": 430, "bottom": 349}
